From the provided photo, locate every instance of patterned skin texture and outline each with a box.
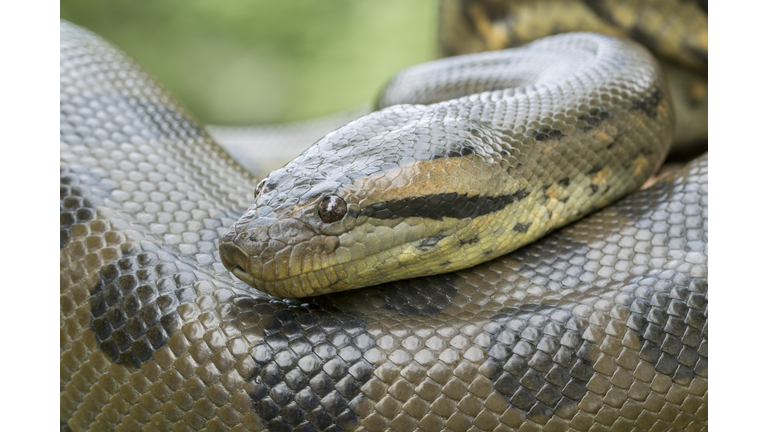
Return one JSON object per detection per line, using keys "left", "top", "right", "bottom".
{"left": 60, "top": 20, "right": 707, "bottom": 432}
{"left": 437, "top": 0, "right": 708, "bottom": 149}
{"left": 220, "top": 34, "right": 673, "bottom": 297}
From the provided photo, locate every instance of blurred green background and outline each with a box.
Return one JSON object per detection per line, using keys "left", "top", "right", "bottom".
{"left": 61, "top": 0, "right": 437, "bottom": 125}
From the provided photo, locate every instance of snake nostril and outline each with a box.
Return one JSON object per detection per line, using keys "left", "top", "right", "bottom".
{"left": 219, "top": 242, "right": 251, "bottom": 274}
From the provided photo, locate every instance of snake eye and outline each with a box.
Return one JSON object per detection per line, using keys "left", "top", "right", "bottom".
{"left": 318, "top": 195, "right": 347, "bottom": 223}
{"left": 254, "top": 179, "right": 267, "bottom": 199}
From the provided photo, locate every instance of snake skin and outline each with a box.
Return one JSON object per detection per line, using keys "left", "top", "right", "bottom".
{"left": 60, "top": 20, "right": 707, "bottom": 432}
{"left": 437, "top": 0, "right": 708, "bottom": 149}
{"left": 207, "top": 107, "right": 371, "bottom": 179}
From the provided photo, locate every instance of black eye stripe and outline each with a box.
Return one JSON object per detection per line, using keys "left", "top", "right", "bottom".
{"left": 360, "top": 190, "right": 529, "bottom": 221}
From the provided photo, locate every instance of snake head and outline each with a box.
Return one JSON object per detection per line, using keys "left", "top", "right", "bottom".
{"left": 218, "top": 157, "right": 356, "bottom": 297}
{"left": 219, "top": 108, "right": 525, "bottom": 297}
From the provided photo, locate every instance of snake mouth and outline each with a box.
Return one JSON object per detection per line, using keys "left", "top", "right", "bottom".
{"left": 220, "top": 236, "right": 402, "bottom": 296}
{"left": 220, "top": 236, "right": 349, "bottom": 296}
{"left": 231, "top": 265, "right": 251, "bottom": 282}
{"left": 220, "top": 216, "right": 475, "bottom": 297}
{"left": 239, "top": 236, "right": 463, "bottom": 297}
{"left": 219, "top": 242, "right": 256, "bottom": 282}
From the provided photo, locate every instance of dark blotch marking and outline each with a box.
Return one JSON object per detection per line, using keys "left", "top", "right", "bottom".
{"left": 240, "top": 297, "right": 376, "bottom": 429}
{"left": 558, "top": 177, "right": 570, "bottom": 187}
{"left": 589, "top": 184, "right": 599, "bottom": 193}
{"left": 459, "top": 236, "right": 479, "bottom": 246}
{"left": 483, "top": 249, "right": 494, "bottom": 256}
{"left": 431, "top": 142, "right": 476, "bottom": 160}
{"left": 60, "top": 166, "right": 104, "bottom": 249}
{"left": 87, "top": 250, "right": 180, "bottom": 370}
{"left": 106, "top": 308, "right": 126, "bottom": 329}
{"left": 533, "top": 126, "right": 564, "bottom": 141}
{"left": 92, "top": 317, "right": 112, "bottom": 341}
{"left": 280, "top": 404, "right": 305, "bottom": 426}
{"left": 562, "top": 380, "right": 588, "bottom": 400}
{"left": 445, "top": 146, "right": 475, "bottom": 158}
{"left": 60, "top": 212, "right": 74, "bottom": 228}
{"left": 528, "top": 402, "right": 555, "bottom": 424}
{"left": 76, "top": 208, "right": 93, "bottom": 222}
{"left": 419, "top": 234, "right": 447, "bottom": 249}
{"left": 514, "top": 223, "right": 531, "bottom": 233}
{"left": 111, "top": 328, "right": 131, "bottom": 352}
{"left": 361, "top": 190, "right": 528, "bottom": 221}
{"left": 588, "top": 166, "right": 603, "bottom": 175}
{"left": 484, "top": 304, "right": 592, "bottom": 422}
{"left": 63, "top": 93, "right": 201, "bottom": 364}
{"left": 512, "top": 388, "right": 537, "bottom": 410}
{"left": 631, "top": 86, "right": 664, "bottom": 118}
{"left": 359, "top": 272, "right": 461, "bottom": 317}
{"left": 470, "top": 170, "right": 706, "bottom": 423}
{"left": 576, "top": 107, "right": 611, "bottom": 131}
{"left": 89, "top": 294, "right": 107, "bottom": 318}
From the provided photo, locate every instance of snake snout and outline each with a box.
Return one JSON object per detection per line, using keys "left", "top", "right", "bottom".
{"left": 220, "top": 217, "right": 326, "bottom": 292}
{"left": 219, "top": 242, "right": 251, "bottom": 278}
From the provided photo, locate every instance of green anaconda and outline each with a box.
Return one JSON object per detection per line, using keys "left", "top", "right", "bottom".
{"left": 60, "top": 16, "right": 707, "bottom": 432}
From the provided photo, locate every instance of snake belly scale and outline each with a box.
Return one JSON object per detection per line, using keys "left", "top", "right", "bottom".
{"left": 60, "top": 20, "right": 707, "bottom": 432}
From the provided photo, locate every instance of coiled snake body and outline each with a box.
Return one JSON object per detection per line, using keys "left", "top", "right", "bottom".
{"left": 60, "top": 16, "right": 707, "bottom": 432}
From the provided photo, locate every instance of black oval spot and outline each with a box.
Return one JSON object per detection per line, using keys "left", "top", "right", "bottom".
{"left": 318, "top": 195, "right": 347, "bottom": 223}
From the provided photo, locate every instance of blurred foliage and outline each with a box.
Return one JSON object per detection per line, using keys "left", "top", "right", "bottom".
{"left": 61, "top": 0, "right": 437, "bottom": 125}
